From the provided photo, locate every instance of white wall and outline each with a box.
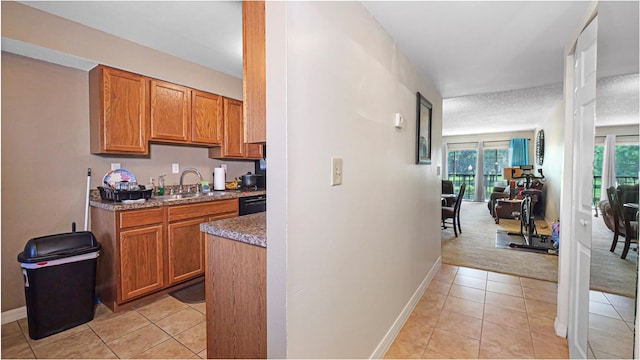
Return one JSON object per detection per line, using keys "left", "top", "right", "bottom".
{"left": 537, "top": 102, "right": 565, "bottom": 223}
{"left": 267, "top": 2, "right": 443, "bottom": 358}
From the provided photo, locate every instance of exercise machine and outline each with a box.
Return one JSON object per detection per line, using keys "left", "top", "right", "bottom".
{"left": 507, "top": 167, "right": 556, "bottom": 254}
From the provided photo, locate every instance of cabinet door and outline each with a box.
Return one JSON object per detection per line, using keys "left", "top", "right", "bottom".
{"left": 150, "top": 80, "right": 191, "bottom": 142}
{"left": 90, "top": 66, "right": 148, "bottom": 154}
{"left": 222, "top": 98, "right": 245, "bottom": 158}
{"left": 119, "top": 224, "right": 164, "bottom": 301}
{"left": 242, "top": 0, "right": 266, "bottom": 144}
{"left": 245, "top": 143, "right": 264, "bottom": 160}
{"left": 191, "top": 90, "right": 223, "bottom": 145}
{"left": 167, "top": 217, "right": 206, "bottom": 285}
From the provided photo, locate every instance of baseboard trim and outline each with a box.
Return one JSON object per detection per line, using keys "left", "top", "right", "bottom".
{"left": 369, "top": 257, "right": 442, "bottom": 359}
{"left": 2, "top": 306, "right": 27, "bottom": 325}
{"left": 554, "top": 317, "right": 567, "bottom": 337}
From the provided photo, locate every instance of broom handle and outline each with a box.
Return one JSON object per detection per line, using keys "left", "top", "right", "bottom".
{"left": 85, "top": 168, "right": 91, "bottom": 231}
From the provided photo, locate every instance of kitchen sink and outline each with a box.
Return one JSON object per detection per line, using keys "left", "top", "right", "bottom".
{"left": 155, "top": 191, "right": 227, "bottom": 201}
{"left": 154, "top": 194, "right": 194, "bottom": 201}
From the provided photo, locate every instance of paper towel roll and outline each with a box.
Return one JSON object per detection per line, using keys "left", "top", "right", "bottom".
{"left": 213, "top": 167, "right": 226, "bottom": 190}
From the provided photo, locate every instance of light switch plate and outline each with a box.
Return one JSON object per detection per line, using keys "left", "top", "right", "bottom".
{"left": 110, "top": 163, "right": 121, "bottom": 171}
{"left": 172, "top": 163, "right": 180, "bottom": 174}
{"left": 331, "top": 157, "right": 343, "bottom": 186}
{"left": 394, "top": 113, "right": 404, "bottom": 128}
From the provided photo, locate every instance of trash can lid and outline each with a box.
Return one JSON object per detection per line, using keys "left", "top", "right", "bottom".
{"left": 18, "top": 231, "right": 101, "bottom": 263}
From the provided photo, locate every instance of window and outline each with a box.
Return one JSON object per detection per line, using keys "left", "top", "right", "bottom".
{"left": 615, "top": 144, "right": 639, "bottom": 184}
{"left": 592, "top": 143, "right": 639, "bottom": 205}
{"left": 592, "top": 145, "right": 603, "bottom": 205}
{"left": 447, "top": 149, "right": 476, "bottom": 200}
{"left": 483, "top": 148, "right": 510, "bottom": 200}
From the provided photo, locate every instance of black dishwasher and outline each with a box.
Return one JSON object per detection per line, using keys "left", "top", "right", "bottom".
{"left": 239, "top": 194, "right": 266, "bottom": 215}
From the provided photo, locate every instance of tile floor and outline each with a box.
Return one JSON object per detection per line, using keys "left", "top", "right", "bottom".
{"left": 587, "top": 289, "right": 635, "bottom": 359}
{"left": 384, "top": 264, "right": 635, "bottom": 359}
{"left": 1, "top": 266, "right": 634, "bottom": 359}
{"left": 2, "top": 295, "right": 206, "bottom": 359}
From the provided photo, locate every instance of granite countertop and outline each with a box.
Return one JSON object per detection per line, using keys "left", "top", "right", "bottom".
{"left": 200, "top": 212, "right": 266, "bottom": 248}
{"left": 90, "top": 189, "right": 266, "bottom": 211}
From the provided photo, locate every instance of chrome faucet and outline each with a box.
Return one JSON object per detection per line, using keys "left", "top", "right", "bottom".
{"left": 179, "top": 168, "right": 203, "bottom": 193}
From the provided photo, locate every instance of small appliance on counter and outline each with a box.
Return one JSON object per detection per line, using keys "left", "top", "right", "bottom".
{"left": 238, "top": 172, "right": 263, "bottom": 190}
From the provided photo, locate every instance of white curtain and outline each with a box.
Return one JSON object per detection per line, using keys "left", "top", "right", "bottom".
{"left": 442, "top": 143, "right": 449, "bottom": 180}
{"left": 600, "top": 134, "right": 617, "bottom": 201}
{"left": 474, "top": 142, "right": 485, "bottom": 202}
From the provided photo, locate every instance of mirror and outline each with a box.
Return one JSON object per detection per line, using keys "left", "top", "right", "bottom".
{"left": 588, "top": 2, "right": 639, "bottom": 359}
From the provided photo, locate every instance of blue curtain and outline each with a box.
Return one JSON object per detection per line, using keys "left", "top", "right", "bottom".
{"left": 510, "top": 138, "right": 529, "bottom": 166}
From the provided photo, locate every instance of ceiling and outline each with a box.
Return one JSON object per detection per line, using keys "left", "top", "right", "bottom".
{"left": 16, "top": 1, "right": 640, "bottom": 136}
{"left": 19, "top": 1, "right": 243, "bottom": 78}
{"left": 363, "top": 1, "right": 640, "bottom": 136}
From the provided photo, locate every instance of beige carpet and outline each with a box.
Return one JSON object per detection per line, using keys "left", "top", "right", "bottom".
{"left": 442, "top": 202, "right": 637, "bottom": 298}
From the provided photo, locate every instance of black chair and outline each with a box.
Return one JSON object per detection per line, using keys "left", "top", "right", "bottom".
{"left": 442, "top": 183, "right": 466, "bottom": 237}
{"left": 606, "top": 186, "right": 638, "bottom": 259}
{"left": 441, "top": 180, "right": 456, "bottom": 207}
{"left": 442, "top": 180, "right": 454, "bottom": 195}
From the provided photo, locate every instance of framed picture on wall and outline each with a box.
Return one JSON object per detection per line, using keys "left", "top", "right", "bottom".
{"left": 416, "top": 92, "right": 433, "bottom": 165}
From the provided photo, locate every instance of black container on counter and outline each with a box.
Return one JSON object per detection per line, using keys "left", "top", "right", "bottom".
{"left": 98, "top": 186, "right": 153, "bottom": 202}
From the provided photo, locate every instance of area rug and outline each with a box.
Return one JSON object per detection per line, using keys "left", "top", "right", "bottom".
{"left": 169, "top": 281, "right": 205, "bottom": 304}
{"left": 442, "top": 201, "right": 636, "bottom": 298}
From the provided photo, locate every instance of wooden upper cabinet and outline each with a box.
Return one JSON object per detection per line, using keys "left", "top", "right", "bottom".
{"left": 89, "top": 65, "right": 148, "bottom": 155}
{"left": 191, "top": 90, "right": 223, "bottom": 145}
{"left": 209, "top": 98, "right": 264, "bottom": 160}
{"left": 211, "top": 98, "right": 245, "bottom": 158}
{"left": 90, "top": 64, "right": 254, "bottom": 155}
{"left": 150, "top": 80, "right": 191, "bottom": 143}
{"left": 245, "top": 143, "right": 264, "bottom": 160}
{"left": 242, "top": 0, "right": 266, "bottom": 144}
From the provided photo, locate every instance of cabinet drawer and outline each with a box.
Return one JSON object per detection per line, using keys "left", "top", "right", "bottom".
{"left": 167, "top": 199, "right": 238, "bottom": 222}
{"left": 119, "top": 208, "right": 164, "bottom": 229}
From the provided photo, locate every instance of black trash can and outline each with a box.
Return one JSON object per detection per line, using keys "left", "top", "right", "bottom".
{"left": 17, "top": 231, "right": 101, "bottom": 340}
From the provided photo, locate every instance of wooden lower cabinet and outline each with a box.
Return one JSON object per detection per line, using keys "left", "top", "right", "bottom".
{"left": 206, "top": 235, "right": 266, "bottom": 359}
{"left": 119, "top": 224, "right": 164, "bottom": 301}
{"left": 92, "top": 199, "right": 238, "bottom": 312}
{"left": 167, "top": 217, "right": 206, "bottom": 285}
{"left": 166, "top": 200, "right": 238, "bottom": 285}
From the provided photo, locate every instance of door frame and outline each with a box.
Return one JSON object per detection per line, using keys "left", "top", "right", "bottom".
{"left": 556, "top": 0, "right": 598, "bottom": 341}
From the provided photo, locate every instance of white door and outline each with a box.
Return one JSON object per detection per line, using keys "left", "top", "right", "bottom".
{"left": 567, "top": 16, "right": 598, "bottom": 358}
